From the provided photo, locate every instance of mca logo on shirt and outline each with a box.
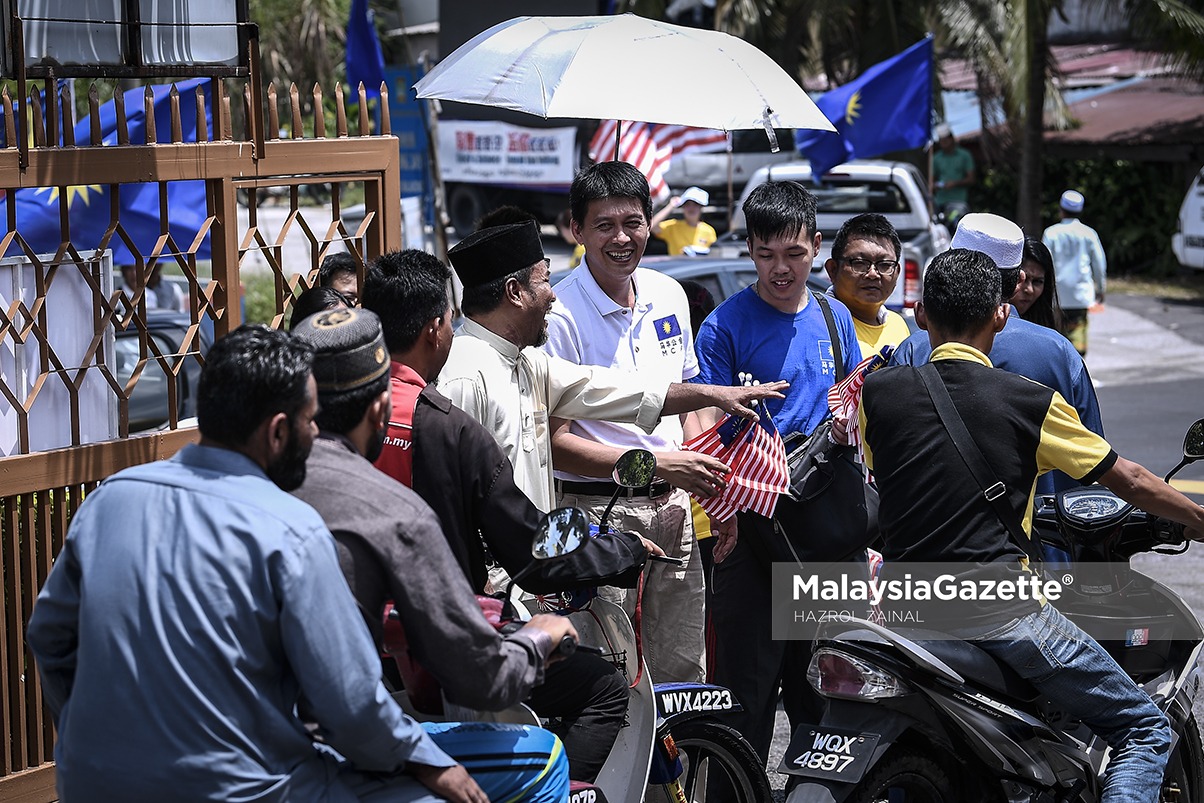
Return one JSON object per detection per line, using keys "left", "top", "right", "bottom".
{"left": 819, "top": 339, "right": 836, "bottom": 375}
{"left": 654, "top": 315, "right": 684, "bottom": 357}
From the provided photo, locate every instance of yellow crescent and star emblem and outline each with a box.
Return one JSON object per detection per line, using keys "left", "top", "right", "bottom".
{"left": 844, "top": 91, "right": 862, "bottom": 126}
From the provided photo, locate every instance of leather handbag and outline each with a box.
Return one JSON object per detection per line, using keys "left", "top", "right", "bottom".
{"left": 770, "top": 295, "right": 879, "bottom": 564}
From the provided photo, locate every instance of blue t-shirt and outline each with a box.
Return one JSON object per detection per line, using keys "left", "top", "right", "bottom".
{"left": 694, "top": 286, "right": 862, "bottom": 438}
{"left": 890, "top": 311, "right": 1104, "bottom": 493}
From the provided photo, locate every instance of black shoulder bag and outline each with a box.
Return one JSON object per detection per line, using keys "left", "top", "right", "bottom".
{"left": 915, "top": 363, "right": 1041, "bottom": 564}
{"left": 771, "top": 294, "right": 880, "bottom": 564}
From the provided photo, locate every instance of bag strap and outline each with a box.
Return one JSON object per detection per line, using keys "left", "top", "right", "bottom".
{"left": 915, "top": 363, "right": 1040, "bottom": 563}
{"left": 814, "top": 293, "right": 847, "bottom": 382}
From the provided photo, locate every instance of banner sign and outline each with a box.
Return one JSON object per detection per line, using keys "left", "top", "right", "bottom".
{"left": 438, "top": 120, "right": 577, "bottom": 186}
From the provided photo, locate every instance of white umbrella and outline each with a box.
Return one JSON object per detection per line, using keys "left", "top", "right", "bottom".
{"left": 413, "top": 14, "right": 835, "bottom": 137}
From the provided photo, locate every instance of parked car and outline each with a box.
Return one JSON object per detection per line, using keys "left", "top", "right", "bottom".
{"left": 1172, "top": 166, "right": 1204, "bottom": 270}
{"left": 712, "top": 159, "right": 951, "bottom": 310}
{"left": 114, "top": 311, "right": 211, "bottom": 433}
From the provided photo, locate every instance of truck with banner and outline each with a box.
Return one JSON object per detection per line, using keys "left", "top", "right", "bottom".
{"left": 437, "top": 118, "right": 581, "bottom": 237}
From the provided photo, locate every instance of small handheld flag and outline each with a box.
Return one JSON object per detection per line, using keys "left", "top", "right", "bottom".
{"left": 684, "top": 409, "right": 789, "bottom": 522}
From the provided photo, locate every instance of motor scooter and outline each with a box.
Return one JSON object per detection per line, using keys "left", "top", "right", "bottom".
{"left": 385, "top": 449, "right": 771, "bottom": 803}
{"left": 784, "top": 418, "right": 1204, "bottom": 802}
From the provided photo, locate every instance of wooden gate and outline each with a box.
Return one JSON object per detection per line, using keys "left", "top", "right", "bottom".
{"left": 0, "top": 76, "right": 402, "bottom": 801}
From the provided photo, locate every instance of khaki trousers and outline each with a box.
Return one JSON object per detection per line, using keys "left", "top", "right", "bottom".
{"left": 557, "top": 487, "right": 706, "bottom": 684}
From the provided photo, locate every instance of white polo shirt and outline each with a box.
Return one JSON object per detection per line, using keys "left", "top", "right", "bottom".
{"left": 544, "top": 262, "right": 699, "bottom": 482}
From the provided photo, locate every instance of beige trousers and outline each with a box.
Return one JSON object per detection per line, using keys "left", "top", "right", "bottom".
{"left": 557, "top": 487, "right": 706, "bottom": 684}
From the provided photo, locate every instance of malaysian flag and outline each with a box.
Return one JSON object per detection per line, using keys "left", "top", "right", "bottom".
{"left": 588, "top": 122, "right": 728, "bottom": 203}
{"left": 827, "top": 344, "right": 894, "bottom": 457}
{"left": 684, "top": 410, "right": 789, "bottom": 522}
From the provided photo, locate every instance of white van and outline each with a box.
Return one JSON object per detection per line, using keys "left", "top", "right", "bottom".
{"left": 1171, "top": 167, "right": 1204, "bottom": 270}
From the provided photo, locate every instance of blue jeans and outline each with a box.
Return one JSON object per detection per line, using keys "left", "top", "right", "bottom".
{"left": 954, "top": 603, "right": 1170, "bottom": 803}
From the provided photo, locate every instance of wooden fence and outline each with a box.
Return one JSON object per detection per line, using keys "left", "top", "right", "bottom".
{"left": 0, "top": 76, "right": 403, "bottom": 801}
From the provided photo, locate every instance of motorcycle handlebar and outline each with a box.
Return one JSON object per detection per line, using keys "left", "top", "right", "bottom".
{"left": 555, "top": 634, "right": 604, "bottom": 657}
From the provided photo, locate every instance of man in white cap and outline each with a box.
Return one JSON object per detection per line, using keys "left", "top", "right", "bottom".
{"left": 930, "top": 123, "right": 976, "bottom": 212}
{"left": 892, "top": 212, "right": 1104, "bottom": 494}
{"left": 651, "top": 185, "right": 718, "bottom": 256}
{"left": 1043, "top": 189, "right": 1107, "bottom": 356}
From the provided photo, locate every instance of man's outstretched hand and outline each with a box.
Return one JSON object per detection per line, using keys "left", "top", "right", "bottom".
{"left": 712, "top": 380, "right": 789, "bottom": 421}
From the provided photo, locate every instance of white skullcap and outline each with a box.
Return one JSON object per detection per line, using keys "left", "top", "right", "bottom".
{"left": 934, "top": 123, "right": 953, "bottom": 140}
{"left": 950, "top": 213, "right": 1024, "bottom": 270}
{"left": 1060, "top": 190, "right": 1085, "bottom": 214}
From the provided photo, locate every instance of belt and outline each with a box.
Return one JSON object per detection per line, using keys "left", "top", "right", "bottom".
{"left": 556, "top": 478, "right": 673, "bottom": 500}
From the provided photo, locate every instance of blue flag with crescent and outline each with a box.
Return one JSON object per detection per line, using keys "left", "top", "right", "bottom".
{"left": 795, "top": 37, "right": 933, "bottom": 178}
{"left": 0, "top": 78, "right": 213, "bottom": 263}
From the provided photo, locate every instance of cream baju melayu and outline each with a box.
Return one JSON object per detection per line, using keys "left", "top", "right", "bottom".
{"left": 437, "top": 317, "right": 668, "bottom": 513}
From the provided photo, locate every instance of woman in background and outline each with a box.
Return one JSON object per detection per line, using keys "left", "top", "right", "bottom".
{"left": 1013, "top": 237, "right": 1063, "bottom": 332}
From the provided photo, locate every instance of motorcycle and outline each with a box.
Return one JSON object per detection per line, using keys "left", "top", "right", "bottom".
{"left": 385, "top": 449, "right": 771, "bottom": 803}
{"left": 784, "top": 418, "right": 1204, "bottom": 803}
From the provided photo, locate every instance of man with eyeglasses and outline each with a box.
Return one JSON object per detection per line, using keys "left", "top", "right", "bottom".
{"left": 824, "top": 213, "right": 912, "bottom": 357}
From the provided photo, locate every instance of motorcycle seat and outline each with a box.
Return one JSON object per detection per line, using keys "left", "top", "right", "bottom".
{"left": 894, "top": 629, "right": 1041, "bottom": 703}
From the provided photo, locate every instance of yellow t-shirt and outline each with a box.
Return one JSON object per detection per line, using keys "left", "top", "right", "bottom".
{"left": 691, "top": 499, "right": 713, "bottom": 540}
{"left": 568, "top": 244, "right": 585, "bottom": 270}
{"left": 656, "top": 219, "right": 717, "bottom": 256}
{"left": 852, "top": 309, "right": 911, "bottom": 358}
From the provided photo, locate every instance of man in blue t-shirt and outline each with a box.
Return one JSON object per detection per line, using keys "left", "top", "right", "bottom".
{"left": 891, "top": 213, "right": 1104, "bottom": 494}
{"left": 693, "top": 180, "right": 861, "bottom": 767}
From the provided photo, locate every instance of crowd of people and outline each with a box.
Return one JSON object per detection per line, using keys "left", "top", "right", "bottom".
{"left": 26, "top": 159, "right": 1204, "bottom": 803}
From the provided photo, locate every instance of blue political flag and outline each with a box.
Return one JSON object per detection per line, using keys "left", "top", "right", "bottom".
{"left": 795, "top": 37, "right": 933, "bottom": 178}
{"left": 347, "top": 0, "right": 387, "bottom": 98}
{"left": 0, "top": 78, "right": 213, "bottom": 264}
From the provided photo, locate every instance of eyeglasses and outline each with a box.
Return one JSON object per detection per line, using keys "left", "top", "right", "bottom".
{"left": 841, "top": 257, "right": 900, "bottom": 277}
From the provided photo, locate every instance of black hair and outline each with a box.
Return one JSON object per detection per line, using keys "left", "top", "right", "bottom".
{"left": 197, "top": 325, "right": 313, "bottom": 446}
{"left": 477, "top": 205, "right": 538, "bottom": 230}
{"left": 921, "top": 249, "right": 1001, "bottom": 336}
{"left": 678, "top": 279, "right": 716, "bottom": 337}
{"left": 361, "top": 250, "right": 452, "bottom": 353}
{"left": 1019, "top": 237, "right": 1064, "bottom": 331}
{"left": 742, "top": 180, "right": 817, "bottom": 245}
{"left": 318, "top": 252, "right": 358, "bottom": 286}
{"left": 999, "top": 267, "right": 1022, "bottom": 302}
{"left": 570, "top": 161, "right": 652, "bottom": 227}
{"left": 289, "top": 286, "right": 349, "bottom": 331}
{"left": 459, "top": 265, "right": 535, "bottom": 317}
{"left": 313, "top": 373, "right": 390, "bottom": 436}
{"left": 830, "top": 213, "right": 902, "bottom": 261}
{"left": 555, "top": 209, "right": 572, "bottom": 230}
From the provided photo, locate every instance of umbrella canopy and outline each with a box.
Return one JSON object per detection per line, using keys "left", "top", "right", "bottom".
{"left": 414, "top": 14, "right": 835, "bottom": 134}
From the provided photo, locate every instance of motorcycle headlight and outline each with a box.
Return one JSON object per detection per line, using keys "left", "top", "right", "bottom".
{"left": 807, "top": 647, "right": 908, "bottom": 700}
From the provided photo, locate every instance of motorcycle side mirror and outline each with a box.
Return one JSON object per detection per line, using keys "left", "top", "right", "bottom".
{"left": 1184, "top": 419, "right": 1204, "bottom": 460}
{"left": 1163, "top": 418, "right": 1204, "bottom": 482}
{"left": 502, "top": 507, "right": 590, "bottom": 620}
{"left": 613, "top": 449, "right": 657, "bottom": 488}
{"left": 598, "top": 449, "right": 658, "bottom": 535}
{"left": 531, "top": 506, "right": 589, "bottom": 561}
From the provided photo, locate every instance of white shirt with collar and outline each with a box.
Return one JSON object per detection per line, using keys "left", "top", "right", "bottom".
{"left": 543, "top": 261, "right": 699, "bottom": 482}
{"left": 437, "top": 316, "right": 667, "bottom": 512}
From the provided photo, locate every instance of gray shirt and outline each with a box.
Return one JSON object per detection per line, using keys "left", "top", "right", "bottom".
{"left": 294, "top": 435, "right": 549, "bottom": 710}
